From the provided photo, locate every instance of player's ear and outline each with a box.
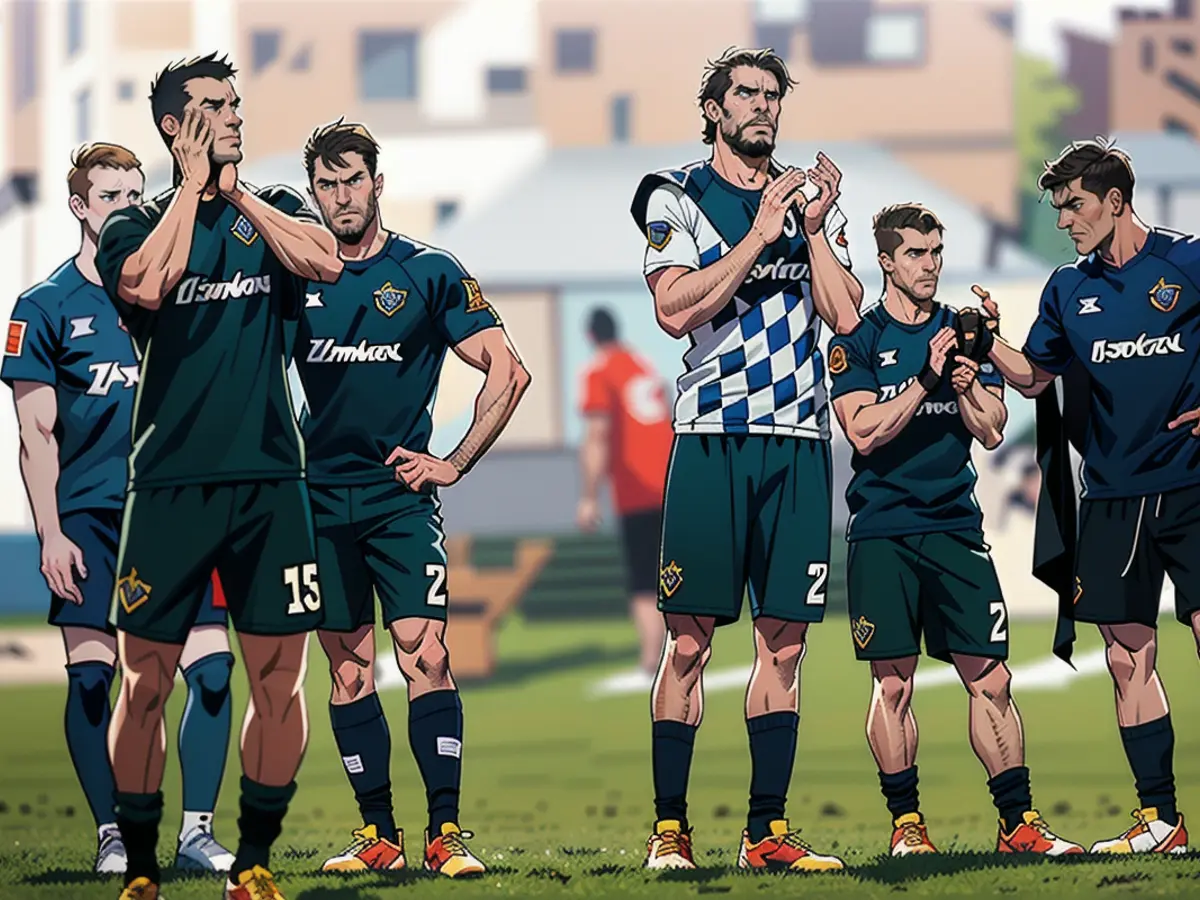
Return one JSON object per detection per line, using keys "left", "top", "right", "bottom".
{"left": 160, "top": 114, "right": 181, "bottom": 138}
{"left": 702, "top": 97, "right": 722, "bottom": 126}
{"left": 68, "top": 192, "right": 87, "bottom": 223}
{"left": 374, "top": 172, "right": 384, "bottom": 198}
{"left": 877, "top": 250, "right": 895, "bottom": 274}
{"left": 1106, "top": 187, "right": 1124, "bottom": 215}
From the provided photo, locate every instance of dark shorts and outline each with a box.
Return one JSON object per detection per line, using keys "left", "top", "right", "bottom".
{"left": 619, "top": 507, "right": 662, "bottom": 595}
{"left": 53, "top": 510, "right": 224, "bottom": 635}
{"left": 311, "top": 482, "right": 450, "bottom": 633}
{"left": 113, "top": 481, "right": 319, "bottom": 643}
{"left": 1075, "top": 482, "right": 1200, "bottom": 628}
{"left": 658, "top": 434, "right": 831, "bottom": 625}
{"left": 846, "top": 531, "right": 1008, "bottom": 663}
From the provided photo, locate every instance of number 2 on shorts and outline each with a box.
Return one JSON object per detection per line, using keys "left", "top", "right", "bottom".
{"left": 425, "top": 563, "right": 448, "bottom": 607}
{"left": 283, "top": 562, "right": 321, "bottom": 614}
{"left": 989, "top": 600, "right": 1008, "bottom": 643}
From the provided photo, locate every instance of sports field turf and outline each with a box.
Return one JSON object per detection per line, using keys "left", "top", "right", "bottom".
{"left": 1, "top": 614, "right": 1198, "bottom": 898}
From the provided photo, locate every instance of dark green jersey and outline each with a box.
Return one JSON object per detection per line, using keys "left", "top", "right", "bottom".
{"left": 828, "top": 302, "right": 1005, "bottom": 541}
{"left": 96, "top": 184, "right": 313, "bottom": 490}
{"left": 294, "top": 233, "right": 501, "bottom": 485}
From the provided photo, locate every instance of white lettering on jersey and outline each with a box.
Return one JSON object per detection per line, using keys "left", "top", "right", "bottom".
{"left": 879, "top": 377, "right": 916, "bottom": 401}
{"left": 86, "top": 361, "right": 139, "bottom": 396}
{"left": 306, "top": 338, "right": 404, "bottom": 364}
{"left": 69, "top": 316, "right": 96, "bottom": 338}
{"left": 747, "top": 258, "right": 810, "bottom": 283}
{"left": 177, "top": 270, "right": 272, "bottom": 305}
{"left": 916, "top": 399, "right": 959, "bottom": 416}
{"left": 1090, "top": 332, "right": 1185, "bottom": 364}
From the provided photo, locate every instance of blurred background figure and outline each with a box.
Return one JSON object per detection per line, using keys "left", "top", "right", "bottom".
{"left": 576, "top": 307, "right": 672, "bottom": 676}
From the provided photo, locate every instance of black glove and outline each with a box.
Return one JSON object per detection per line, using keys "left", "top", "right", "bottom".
{"left": 956, "top": 307, "right": 998, "bottom": 363}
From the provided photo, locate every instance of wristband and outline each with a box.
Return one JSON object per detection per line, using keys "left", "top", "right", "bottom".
{"left": 917, "top": 362, "right": 943, "bottom": 393}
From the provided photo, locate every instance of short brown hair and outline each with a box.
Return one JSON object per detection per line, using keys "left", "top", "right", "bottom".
{"left": 697, "top": 47, "right": 795, "bottom": 145}
{"left": 873, "top": 203, "right": 945, "bottom": 257}
{"left": 1037, "top": 137, "right": 1135, "bottom": 207}
{"left": 303, "top": 118, "right": 381, "bottom": 181}
{"left": 67, "top": 143, "right": 142, "bottom": 200}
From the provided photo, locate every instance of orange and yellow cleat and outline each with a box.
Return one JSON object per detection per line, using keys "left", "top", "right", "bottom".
{"left": 424, "top": 822, "right": 486, "bottom": 878}
{"left": 320, "top": 825, "right": 405, "bottom": 872}
{"left": 224, "top": 864, "right": 286, "bottom": 899}
{"left": 997, "top": 811, "right": 1084, "bottom": 855}
{"left": 737, "top": 819, "right": 844, "bottom": 872}
{"left": 890, "top": 812, "right": 937, "bottom": 856}
{"left": 1090, "top": 808, "right": 1188, "bottom": 855}
{"left": 644, "top": 819, "right": 696, "bottom": 869}
{"left": 117, "top": 877, "right": 159, "bottom": 900}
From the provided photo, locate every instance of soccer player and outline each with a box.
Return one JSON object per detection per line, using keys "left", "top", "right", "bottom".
{"left": 291, "top": 120, "right": 529, "bottom": 877}
{"left": 96, "top": 55, "right": 342, "bottom": 900}
{"left": 576, "top": 307, "right": 672, "bottom": 676}
{"left": 983, "top": 138, "right": 1194, "bottom": 855}
{"left": 828, "top": 203, "right": 1083, "bottom": 857}
{"left": 1, "top": 143, "right": 236, "bottom": 876}
{"left": 628, "top": 47, "right": 863, "bottom": 871}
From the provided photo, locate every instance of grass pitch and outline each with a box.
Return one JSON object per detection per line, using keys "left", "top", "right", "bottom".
{"left": 0, "top": 614, "right": 1198, "bottom": 898}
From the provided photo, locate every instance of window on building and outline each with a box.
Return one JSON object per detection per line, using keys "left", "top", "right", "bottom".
{"left": 754, "top": 23, "right": 793, "bottom": 59}
{"left": 359, "top": 30, "right": 419, "bottom": 100}
{"left": 67, "top": 0, "right": 84, "bottom": 57}
{"left": 252, "top": 30, "right": 281, "bottom": 73}
{"left": 12, "top": 0, "right": 37, "bottom": 107}
{"left": 436, "top": 200, "right": 459, "bottom": 226}
{"left": 117, "top": 80, "right": 135, "bottom": 102}
{"left": 75, "top": 88, "right": 90, "bottom": 143}
{"left": 1142, "top": 38, "right": 1156, "bottom": 71}
{"left": 1173, "top": 37, "right": 1195, "bottom": 55}
{"left": 1164, "top": 116, "right": 1194, "bottom": 136}
{"left": 754, "top": 0, "right": 809, "bottom": 20}
{"left": 290, "top": 43, "right": 312, "bottom": 71}
{"left": 555, "top": 28, "right": 595, "bottom": 73}
{"left": 1166, "top": 68, "right": 1200, "bottom": 102}
{"left": 866, "top": 10, "right": 925, "bottom": 64}
{"left": 611, "top": 94, "right": 631, "bottom": 143}
{"left": 487, "top": 66, "right": 528, "bottom": 94}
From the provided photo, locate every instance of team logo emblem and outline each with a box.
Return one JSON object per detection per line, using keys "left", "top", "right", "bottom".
{"left": 373, "top": 281, "right": 407, "bottom": 317}
{"left": 69, "top": 316, "right": 96, "bottom": 338}
{"left": 116, "top": 568, "right": 151, "bottom": 614}
{"left": 646, "top": 220, "right": 673, "bottom": 251}
{"left": 1073, "top": 576, "right": 1082, "bottom": 605}
{"left": 230, "top": 214, "right": 259, "bottom": 247}
{"left": 1077, "top": 296, "right": 1102, "bottom": 315}
{"left": 878, "top": 349, "right": 898, "bottom": 367}
{"left": 462, "top": 278, "right": 490, "bottom": 313}
{"left": 1150, "top": 277, "right": 1181, "bottom": 313}
{"left": 851, "top": 615, "right": 876, "bottom": 649}
{"left": 659, "top": 560, "right": 684, "bottom": 598}
{"left": 828, "top": 344, "right": 849, "bottom": 375}
{"left": 305, "top": 290, "right": 324, "bottom": 308}
{"left": 4, "top": 321, "right": 27, "bottom": 357}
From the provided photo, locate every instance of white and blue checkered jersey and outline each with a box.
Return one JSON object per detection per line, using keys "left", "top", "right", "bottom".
{"left": 630, "top": 161, "right": 851, "bottom": 440}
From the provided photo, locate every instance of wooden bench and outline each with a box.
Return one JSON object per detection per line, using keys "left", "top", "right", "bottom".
{"left": 443, "top": 535, "right": 553, "bottom": 680}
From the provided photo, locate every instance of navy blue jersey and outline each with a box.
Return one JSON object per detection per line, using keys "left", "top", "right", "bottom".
{"left": 294, "top": 234, "right": 501, "bottom": 485}
{"left": 829, "top": 302, "right": 1003, "bottom": 540}
{"left": 1023, "top": 228, "right": 1200, "bottom": 499}
{"left": 1, "top": 260, "right": 138, "bottom": 513}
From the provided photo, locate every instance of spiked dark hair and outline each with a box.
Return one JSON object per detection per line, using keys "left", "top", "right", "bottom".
{"left": 303, "top": 118, "right": 381, "bottom": 180}
{"left": 1037, "top": 137, "right": 1136, "bottom": 208}
{"left": 149, "top": 52, "right": 237, "bottom": 146}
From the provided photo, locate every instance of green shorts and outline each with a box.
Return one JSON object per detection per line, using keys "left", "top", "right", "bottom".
{"left": 310, "top": 481, "right": 450, "bottom": 632}
{"left": 846, "top": 531, "right": 1008, "bottom": 663}
{"left": 113, "top": 480, "right": 320, "bottom": 643}
{"left": 658, "top": 434, "right": 831, "bottom": 625}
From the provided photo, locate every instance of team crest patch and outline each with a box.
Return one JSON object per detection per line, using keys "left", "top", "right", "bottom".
{"left": 646, "top": 220, "right": 673, "bottom": 251}
{"left": 1149, "top": 276, "right": 1181, "bottom": 313}
{"left": 659, "top": 560, "right": 684, "bottom": 598}
{"left": 230, "top": 214, "right": 259, "bottom": 247}
{"left": 462, "top": 278, "right": 490, "bottom": 313}
{"left": 4, "top": 321, "right": 27, "bottom": 357}
{"left": 828, "top": 344, "right": 849, "bottom": 375}
{"left": 116, "top": 568, "right": 151, "bottom": 614}
{"left": 851, "top": 615, "right": 876, "bottom": 649}
{"left": 373, "top": 281, "right": 407, "bottom": 317}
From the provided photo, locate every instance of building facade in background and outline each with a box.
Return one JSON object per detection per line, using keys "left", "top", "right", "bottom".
{"left": 1112, "top": 0, "right": 1200, "bottom": 136}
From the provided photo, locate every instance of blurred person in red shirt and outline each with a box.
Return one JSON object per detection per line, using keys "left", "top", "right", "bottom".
{"left": 577, "top": 308, "right": 673, "bottom": 675}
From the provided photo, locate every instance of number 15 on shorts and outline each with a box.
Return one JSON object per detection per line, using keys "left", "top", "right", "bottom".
{"left": 284, "top": 562, "right": 322, "bottom": 615}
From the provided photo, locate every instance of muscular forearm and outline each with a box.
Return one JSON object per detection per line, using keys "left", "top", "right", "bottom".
{"left": 119, "top": 189, "right": 201, "bottom": 307}
{"left": 18, "top": 432, "right": 61, "bottom": 540}
{"left": 959, "top": 383, "right": 1007, "bottom": 449}
{"left": 447, "top": 358, "right": 531, "bottom": 475}
{"left": 580, "top": 437, "right": 607, "bottom": 503}
{"left": 224, "top": 186, "right": 342, "bottom": 282}
{"left": 848, "top": 381, "right": 928, "bottom": 454}
{"left": 988, "top": 338, "right": 1052, "bottom": 397}
{"left": 807, "top": 227, "right": 863, "bottom": 335}
{"left": 655, "top": 229, "right": 768, "bottom": 337}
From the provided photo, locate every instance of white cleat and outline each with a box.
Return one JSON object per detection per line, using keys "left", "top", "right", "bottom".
{"left": 175, "top": 823, "right": 235, "bottom": 872}
{"left": 95, "top": 823, "right": 127, "bottom": 874}
{"left": 1089, "top": 808, "right": 1189, "bottom": 855}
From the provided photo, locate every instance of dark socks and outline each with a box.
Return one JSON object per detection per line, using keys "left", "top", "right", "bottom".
{"left": 178, "top": 653, "right": 234, "bottom": 817}
{"left": 746, "top": 711, "right": 799, "bottom": 843}
{"left": 64, "top": 662, "right": 117, "bottom": 826}
{"left": 988, "top": 766, "right": 1034, "bottom": 834}
{"left": 330, "top": 693, "right": 397, "bottom": 842}
{"left": 115, "top": 790, "right": 163, "bottom": 887}
{"left": 232, "top": 776, "right": 296, "bottom": 878}
{"left": 879, "top": 766, "right": 921, "bottom": 821}
{"left": 652, "top": 720, "right": 697, "bottom": 829}
{"left": 408, "top": 690, "right": 463, "bottom": 836}
{"left": 1119, "top": 715, "right": 1178, "bottom": 825}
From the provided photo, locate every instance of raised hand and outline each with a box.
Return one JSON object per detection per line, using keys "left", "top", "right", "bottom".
{"left": 172, "top": 107, "right": 213, "bottom": 194}
{"left": 917, "top": 326, "right": 958, "bottom": 392}
{"left": 951, "top": 355, "right": 980, "bottom": 394}
{"left": 802, "top": 152, "right": 843, "bottom": 235}
{"left": 751, "top": 168, "right": 807, "bottom": 245}
{"left": 972, "top": 284, "right": 1001, "bottom": 330}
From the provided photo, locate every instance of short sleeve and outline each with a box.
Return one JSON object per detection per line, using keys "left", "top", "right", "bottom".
{"left": 828, "top": 329, "right": 878, "bottom": 399}
{"left": 642, "top": 185, "right": 701, "bottom": 276}
{"left": 822, "top": 202, "right": 853, "bottom": 270}
{"left": 0, "top": 299, "right": 59, "bottom": 387}
{"left": 580, "top": 367, "right": 612, "bottom": 416}
{"left": 413, "top": 249, "right": 503, "bottom": 345}
{"left": 256, "top": 184, "right": 320, "bottom": 223}
{"left": 1021, "top": 276, "right": 1075, "bottom": 375}
{"left": 96, "top": 205, "right": 154, "bottom": 318}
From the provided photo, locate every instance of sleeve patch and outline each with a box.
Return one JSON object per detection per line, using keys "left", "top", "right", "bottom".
{"left": 4, "top": 321, "right": 27, "bottom": 357}
{"left": 231, "top": 214, "right": 259, "bottom": 247}
{"left": 462, "top": 278, "right": 490, "bottom": 313}
{"left": 646, "top": 221, "right": 673, "bottom": 251}
{"left": 828, "top": 343, "right": 849, "bottom": 375}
